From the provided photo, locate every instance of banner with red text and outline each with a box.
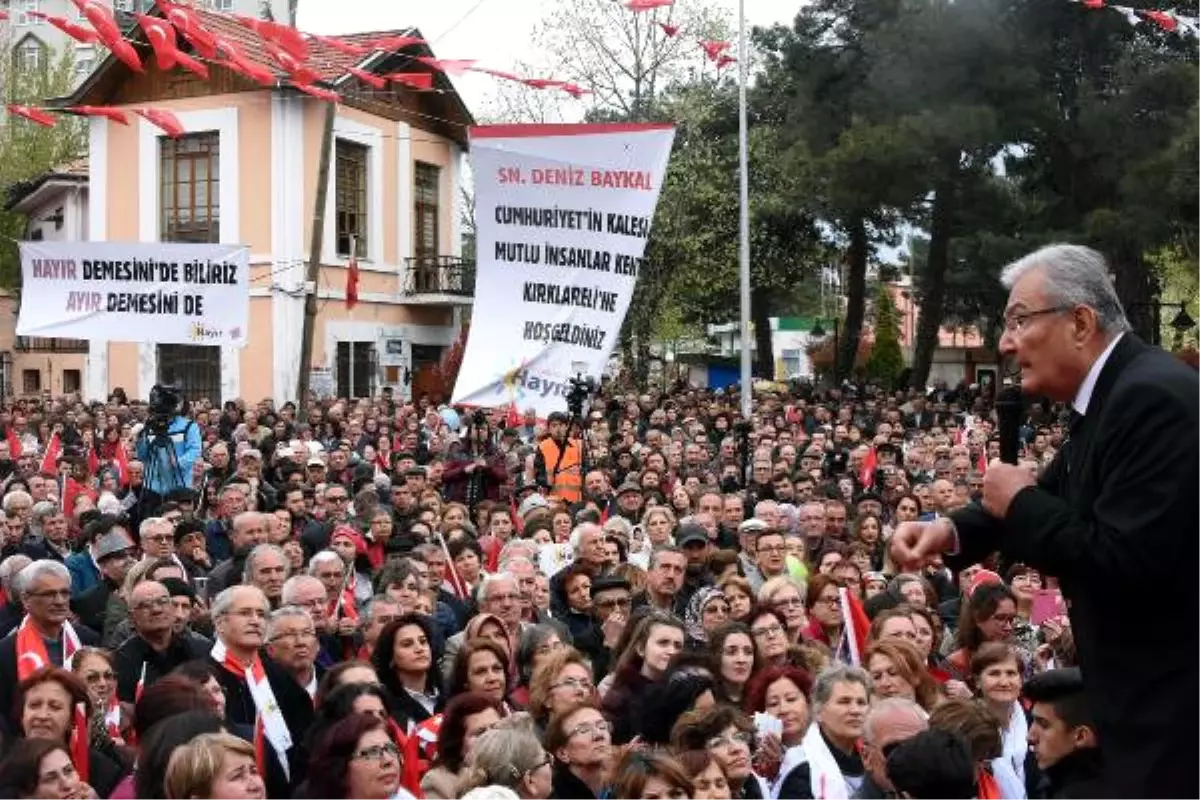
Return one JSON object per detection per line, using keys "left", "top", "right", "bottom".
{"left": 17, "top": 241, "right": 249, "bottom": 346}
{"left": 452, "top": 123, "right": 675, "bottom": 417}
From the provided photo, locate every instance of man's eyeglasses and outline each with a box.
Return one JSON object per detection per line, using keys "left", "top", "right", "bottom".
{"left": 595, "top": 597, "right": 631, "bottom": 610}
{"left": 1003, "top": 306, "right": 1070, "bottom": 333}
{"left": 27, "top": 589, "right": 70, "bottom": 601}
{"left": 270, "top": 630, "right": 317, "bottom": 642}
{"left": 133, "top": 596, "right": 172, "bottom": 611}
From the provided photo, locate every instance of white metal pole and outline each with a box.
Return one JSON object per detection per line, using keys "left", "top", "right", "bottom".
{"left": 737, "top": 0, "right": 752, "bottom": 419}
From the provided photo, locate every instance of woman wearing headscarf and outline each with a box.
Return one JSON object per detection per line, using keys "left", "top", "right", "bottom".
{"left": 684, "top": 587, "right": 730, "bottom": 649}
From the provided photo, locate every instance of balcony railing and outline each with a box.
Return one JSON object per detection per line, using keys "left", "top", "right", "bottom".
{"left": 403, "top": 255, "right": 475, "bottom": 299}
{"left": 15, "top": 337, "right": 89, "bottom": 353}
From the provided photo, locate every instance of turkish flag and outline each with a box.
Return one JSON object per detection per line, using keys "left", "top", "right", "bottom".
{"left": 346, "top": 66, "right": 385, "bottom": 89}
{"left": 27, "top": 11, "right": 99, "bottom": 44}
{"left": 700, "top": 39, "right": 732, "bottom": 61}
{"left": 135, "top": 13, "right": 183, "bottom": 70}
{"left": 40, "top": 432, "right": 62, "bottom": 477}
{"left": 65, "top": 105, "right": 129, "bottom": 125}
{"left": 7, "top": 105, "right": 57, "bottom": 127}
{"left": 522, "top": 77, "right": 568, "bottom": 89}
{"left": 70, "top": 0, "right": 142, "bottom": 72}
{"left": 414, "top": 56, "right": 477, "bottom": 75}
{"left": 369, "top": 34, "right": 424, "bottom": 50}
{"left": 232, "top": 13, "right": 309, "bottom": 61}
{"left": 625, "top": 0, "right": 674, "bottom": 11}
{"left": 5, "top": 426, "right": 22, "bottom": 459}
{"left": 135, "top": 108, "right": 186, "bottom": 138}
{"left": 346, "top": 242, "right": 360, "bottom": 309}
{"left": 386, "top": 72, "right": 434, "bottom": 90}
{"left": 294, "top": 83, "right": 340, "bottom": 103}
{"left": 307, "top": 33, "right": 370, "bottom": 57}
{"left": 561, "top": 83, "right": 590, "bottom": 99}
{"left": 859, "top": 445, "right": 877, "bottom": 488}
{"left": 267, "top": 42, "right": 319, "bottom": 86}
{"left": 158, "top": 0, "right": 218, "bottom": 58}
{"left": 658, "top": 22, "right": 680, "bottom": 36}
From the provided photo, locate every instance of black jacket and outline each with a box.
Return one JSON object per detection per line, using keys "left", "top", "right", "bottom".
{"left": 1035, "top": 747, "right": 1105, "bottom": 799}
{"left": 0, "top": 622, "right": 100, "bottom": 737}
{"left": 113, "top": 629, "right": 212, "bottom": 702}
{"left": 210, "top": 651, "right": 313, "bottom": 800}
{"left": 73, "top": 576, "right": 119, "bottom": 634}
{"left": 949, "top": 335, "right": 1198, "bottom": 799}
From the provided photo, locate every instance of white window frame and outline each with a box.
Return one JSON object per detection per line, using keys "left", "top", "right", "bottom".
{"left": 16, "top": 37, "right": 43, "bottom": 70}
{"left": 15, "top": 0, "right": 39, "bottom": 27}
{"left": 322, "top": 116, "right": 384, "bottom": 271}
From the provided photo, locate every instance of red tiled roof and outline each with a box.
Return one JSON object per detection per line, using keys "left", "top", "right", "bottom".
{"left": 185, "top": 6, "right": 425, "bottom": 84}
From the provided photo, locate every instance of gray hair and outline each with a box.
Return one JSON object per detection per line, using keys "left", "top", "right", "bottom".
{"left": 16, "top": 559, "right": 70, "bottom": 598}
{"left": 211, "top": 584, "right": 268, "bottom": 619}
{"left": 243, "top": 544, "right": 290, "bottom": 584}
{"left": 461, "top": 719, "right": 546, "bottom": 793}
{"left": 0, "top": 555, "right": 33, "bottom": 592}
{"left": 139, "top": 516, "right": 171, "bottom": 539}
{"left": 363, "top": 593, "right": 400, "bottom": 621}
{"left": 498, "top": 554, "right": 534, "bottom": 575}
{"left": 516, "top": 624, "right": 567, "bottom": 683}
{"left": 266, "top": 605, "right": 315, "bottom": 639}
{"left": 863, "top": 697, "right": 929, "bottom": 744}
{"left": 30, "top": 501, "right": 60, "bottom": 527}
{"left": 1001, "top": 244, "right": 1130, "bottom": 333}
{"left": 476, "top": 571, "right": 516, "bottom": 604}
{"left": 758, "top": 575, "right": 806, "bottom": 606}
{"left": 812, "top": 664, "right": 873, "bottom": 713}
{"left": 498, "top": 541, "right": 538, "bottom": 566}
{"left": 568, "top": 523, "right": 602, "bottom": 555}
{"left": 648, "top": 543, "right": 684, "bottom": 570}
{"left": 281, "top": 575, "right": 325, "bottom": 605}
{"left": 307, "top": 550, "right": 343, "bottom": 575}
{"left": 232, "top": 511, "right": 263, "bottom": 535}
{"left": 3, "top": 491, "right": 32, "bottom": 512}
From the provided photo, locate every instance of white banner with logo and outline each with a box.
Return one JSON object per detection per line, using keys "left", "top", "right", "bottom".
{"left": 451, "top": 122, "right": 675, "bottom": 417}
{"left": 17, "top": 241, "right": 249, "bottom": 346}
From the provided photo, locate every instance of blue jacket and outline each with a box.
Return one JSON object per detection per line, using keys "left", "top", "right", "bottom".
{"left": 65, "top": 550, "right": 100, "bottom": 598}
{"left": 135, "top": 416, "right": 202, "bottom": 495}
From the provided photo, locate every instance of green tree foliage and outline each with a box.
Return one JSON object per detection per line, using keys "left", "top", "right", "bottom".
{"left": 865, "top": 283, "right": 904, "bottom": 386}
{"left": 648, "top": 82, "right": 828, "bottom": 378}
{"left": 0, "top": 43, "right": 86, "bottom": 288}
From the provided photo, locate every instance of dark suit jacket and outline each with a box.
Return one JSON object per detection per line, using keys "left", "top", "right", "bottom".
{"left": 210, "top": 651, "right": 313, "bottom": 800}
{"left": 949, "top": 334, "right": 1198, "bottom": 799}
{"left": 113, "top": 629, "right": 212, "bottom": 702}
{"left": 0, "top": 621, "right": 100, "bottom": 736}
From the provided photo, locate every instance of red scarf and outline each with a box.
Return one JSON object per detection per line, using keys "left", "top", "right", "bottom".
{"left": 977, "top": 766, "right": 1001, "bottom": 799}
{"left": 387, "top": 719, "right": 426, "bottom": 799}
{"left": 16, "top": 616, "right": 88, "bottom": 782}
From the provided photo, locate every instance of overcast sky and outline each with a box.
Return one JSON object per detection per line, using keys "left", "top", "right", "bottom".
{"left": 298, "top": 0, "right": 804, "bottom": 118}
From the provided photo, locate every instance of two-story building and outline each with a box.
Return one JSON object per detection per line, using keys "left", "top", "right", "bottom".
{"left": 42, "top": 7, "right": 472, "bottom": 404}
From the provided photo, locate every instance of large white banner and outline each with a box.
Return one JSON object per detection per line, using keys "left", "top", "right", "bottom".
{"left": 452, "top": 122, "right": 675, "bottom": 417}
{"left": 17, "top": 241, "right": 249, "bottom": 347}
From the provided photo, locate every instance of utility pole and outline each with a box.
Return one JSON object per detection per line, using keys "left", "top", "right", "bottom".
{"left": 295, "top": 101, "right": 336, "bottom": 401}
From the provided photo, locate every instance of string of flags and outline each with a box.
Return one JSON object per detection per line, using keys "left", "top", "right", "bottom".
{"left": 1069, "top": 0, "right": 1200, "bottom": 36}
{"left": 0, "top": 0, "right": 737, "bottom": 133}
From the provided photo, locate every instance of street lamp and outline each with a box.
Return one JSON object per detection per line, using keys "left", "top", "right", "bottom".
{"left": 1130, "top": 300, "right": 1197, "bottom": 347}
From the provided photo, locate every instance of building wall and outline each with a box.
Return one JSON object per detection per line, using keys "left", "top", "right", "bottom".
{"left": 88, "top": 85, "right": 466, "bottom": 403}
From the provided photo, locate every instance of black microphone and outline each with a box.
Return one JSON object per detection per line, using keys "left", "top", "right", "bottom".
{"left": 995, "top": 384, "right": 1023, "bottom": 465}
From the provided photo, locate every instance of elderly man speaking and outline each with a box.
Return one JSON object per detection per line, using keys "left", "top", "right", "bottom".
{"left": 891, "top": 244, "right": 1198, "bottom": 798}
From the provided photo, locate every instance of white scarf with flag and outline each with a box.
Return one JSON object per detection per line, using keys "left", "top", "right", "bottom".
{"left": 211, "top": 639, "right": 293, "bottom": 780}
{"left": 800, "top": 722, "right": 853, "bottom": 800}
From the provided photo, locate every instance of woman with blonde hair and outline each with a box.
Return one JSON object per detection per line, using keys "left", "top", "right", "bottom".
{"left": 164, "top": 732, "right": 265, "bottom": 799}
{"left": 639, "top": 506, "right": 677, "bottom": 547}
{"left": 527, "top": 647, "right": 595, "bottom": 728}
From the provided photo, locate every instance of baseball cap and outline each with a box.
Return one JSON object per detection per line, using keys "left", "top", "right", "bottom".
{"left": 518, "top": 494, "right": 550, "bottom": 517}
{"left": 95, "top": 528, "right": 136, "bottom": 560}
{"left": 677, "top": 523, "right": 709, "bottom": 547}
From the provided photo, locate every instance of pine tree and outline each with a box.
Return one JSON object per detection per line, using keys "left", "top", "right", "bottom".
{"left": 865, "top": 285, "right": 905, "bottom": 387}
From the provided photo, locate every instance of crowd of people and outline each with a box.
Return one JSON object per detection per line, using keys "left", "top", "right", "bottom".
{"left": 0, "top": 373, "right": 1105, "bottom": 799}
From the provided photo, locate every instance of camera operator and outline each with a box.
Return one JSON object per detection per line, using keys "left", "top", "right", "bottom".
{"left": 535, "top": 410, "right": 583, "bottom": 505}
{"left": 442, "top": 410, "right": 506, "bottom": 510}
{"left": 134, "top": 384, "right": 202, "bottom": 509}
